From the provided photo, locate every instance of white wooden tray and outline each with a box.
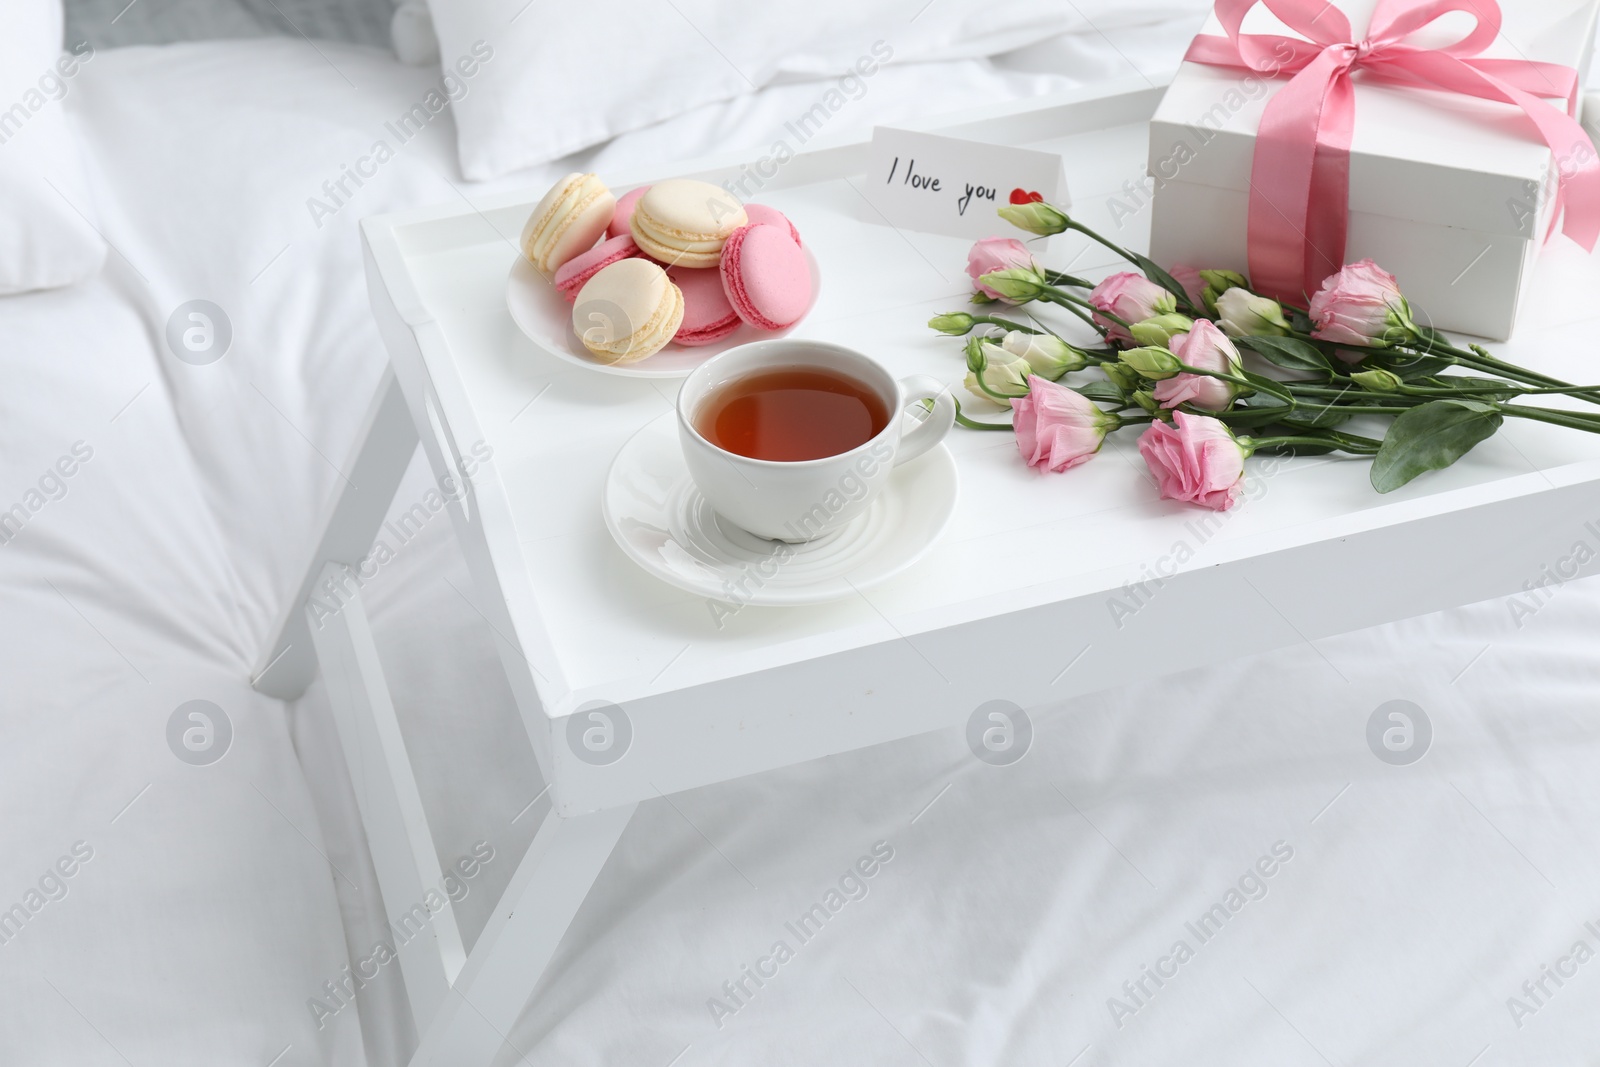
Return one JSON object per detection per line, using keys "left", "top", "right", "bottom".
{"left": 361, "top": 74, "right": 1600, "bottom": 817}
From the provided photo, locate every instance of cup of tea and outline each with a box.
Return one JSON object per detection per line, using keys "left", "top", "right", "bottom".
{"left": 676, "top": 339, "right": 956, "bottom": 542}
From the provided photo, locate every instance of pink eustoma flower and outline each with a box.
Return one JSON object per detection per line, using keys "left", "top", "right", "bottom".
{"left": 1011, "top": 375, "right": 1119, "bottom": 473}
{"left": 1088, "top": 272, "right": 1176, "bottom": 343}
{"left": 1137, "top": 411, "right": 1249, "bottom": 512}
{"left": 967, "top": 237, "right": 1040, "bottom": 304}
{"left": 1154, "top": 319, "right": 1243, "bottom": 412}
{"left": 1309, "top": 259, "right": 1413, "bottom": 347}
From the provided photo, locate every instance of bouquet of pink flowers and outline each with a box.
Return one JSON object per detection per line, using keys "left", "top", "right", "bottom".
{"left": 932, "top": 203, "right": 1600, "bottom": 511}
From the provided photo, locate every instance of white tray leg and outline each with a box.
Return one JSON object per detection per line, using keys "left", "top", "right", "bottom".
{"left": 409, "top": 802, "right": 636, "bottom": 1067}
{"left": 254, "top": 367, "right": 418, "bottom": 699}
{"left": 306, "top": 563, "right": 468, "bottom": 1028}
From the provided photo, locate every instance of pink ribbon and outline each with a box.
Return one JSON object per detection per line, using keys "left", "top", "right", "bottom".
{"left": 1184, "top": 0, "right": 1600, "bottom": 304}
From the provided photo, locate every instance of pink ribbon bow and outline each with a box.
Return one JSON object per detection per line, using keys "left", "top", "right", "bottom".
{"left": 1185, "top": 0, "right": 1600, "bottom": 304}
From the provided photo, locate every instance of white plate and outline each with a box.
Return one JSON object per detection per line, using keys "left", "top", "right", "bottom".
{"left": 505, "top": 245, "right": 822, "bottom": 380}
{"left": 602, "top": 413, "right": 958, "bottom": 606}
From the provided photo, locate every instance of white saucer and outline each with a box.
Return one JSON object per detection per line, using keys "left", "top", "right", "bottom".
{"left": 602, "top": 413, "right": 959, "bottom": 606}
{"left": 505, "top": 246, "right": 822, "bottom": 380}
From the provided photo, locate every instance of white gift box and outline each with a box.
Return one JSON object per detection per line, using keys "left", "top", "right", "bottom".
{"left": 1147, "top": 0, "right": 1600, "bottom": 340}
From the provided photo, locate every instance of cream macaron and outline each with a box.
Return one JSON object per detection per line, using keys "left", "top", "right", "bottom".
{"left": 629, "top": 178, "right": 747, "bottom": 268}
{"left": 521, "top": 172, "right": 616, "bottom": 279}
{"left": 571, "top": 258, "right": 684, "bottom": 364}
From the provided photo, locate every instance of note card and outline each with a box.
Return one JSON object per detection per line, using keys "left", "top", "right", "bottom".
{"left": 862, "top": 127, "right": 1069, "bottom": 242}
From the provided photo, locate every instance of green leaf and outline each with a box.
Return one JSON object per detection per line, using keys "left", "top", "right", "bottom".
{"left": 1076, "top": 381, "right": 1127, "bottom": 404}
{"left": 1238, "top": 335, "right": 1335, "bottom": 373}
{"left": 1238, "top": 369, "right": 1292, "bottom": 394}
{"left": 1370, "top": 400, "right": 1503, "bottom": 493}
{"left": 1127, "top": 253, "right": 1194, "bottom": 310}
{"left": 1376, "top": 353, "right": 1453, "bottom": 380}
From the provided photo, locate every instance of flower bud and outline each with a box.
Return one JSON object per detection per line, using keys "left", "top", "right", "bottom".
{"left": 1129, "top": 313, "right": 1194, "bottom": 348}
{"left": 997, "top": 200, "right": 1070, "bottom": 236}
{"left": 1196, "top": 269, "right": 1248, "bottom": 314}
{"left": 1120, "top": 345, "right": 1184, "bottom": 381}
{"left": 999, "top": 330, "right": 1087, "bottom": 380}
{"left": 964, "top": 335, "right": 988, "bottom": 373}
{"left": 1088, "top": 273, "right": 1177, "bottom": 344}
{"left": 964, "top": 342, "right": 1030, "bottom": 401}
{"left": 968, "top": 238, "right": 1040, "bottom": 304}
{"left": 1198, "top": 269, "right": 1249, "bottom": 295}
{"left": 1351, "top": 368, "right": 1404, "bottom": 392}
{"left": 1102, "top": 362, "right": 1142, "bottom": 392}
{"left": 1132, "top": 389, "right": 1161, "bottom": 414}
{"left": 928, "top": 312, "right": 977, "bottom": 336}
{"left": 1155, "top": 319, "right": 1246, "bottom": 412}
{"left": 1215, "top": 288, "right": 1291, "bottom": 338}
{"left": 978, "top": 266, "right": 1051, "bottom": 304}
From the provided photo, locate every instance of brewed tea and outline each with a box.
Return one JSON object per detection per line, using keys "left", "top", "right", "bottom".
{"left": 696, "top": 367, "right": 890, "bottom": 462}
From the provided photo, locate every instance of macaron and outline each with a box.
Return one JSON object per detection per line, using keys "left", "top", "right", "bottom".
{"left": 607, "top": 185, "right": 650, "bottom": 240}
{"left": 520, "top": 172, "right": 615, "bottom": 280}
{"left": 719, "top": 223, "right": 811, "bottom": 331}
{"left": 571, "top": 258, "right": 684, "bottom": 364}
{"left": 554, "top": 234, "right": 641, "bottom": 302}
{"left": 668, "top": 265, "right": 740, "bottom": 346}
{"left": 630, "top": 178, "right": 747, "bottom": 269}
{"left": 742, "top": 203, "right": 801, "bottom": 248}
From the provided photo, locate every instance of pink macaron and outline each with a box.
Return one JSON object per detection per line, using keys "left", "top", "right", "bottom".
{"left": 743, "top": 203, "right": 801, "bottom": 247}
{"left": 607, "top": 185, "right": 651, "bottom": 240}
{"left": 669, "top": 265, "right": 740, "bottom": 346}
{"left": 719, "top": 223, "right": 811, "bottom": 331}
{"left": 553, "top": 234, "right": 641, "bottom": 302}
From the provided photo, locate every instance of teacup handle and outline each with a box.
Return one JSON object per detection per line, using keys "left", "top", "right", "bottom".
{"left": 894, "top": 374, "right": 956, "bottom": 467}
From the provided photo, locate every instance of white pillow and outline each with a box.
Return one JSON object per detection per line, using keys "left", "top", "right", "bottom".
{"left": 0, "top": 1, "right": 105, "bottom": 294}
{"left": 423, "top": 0, "right": 1108, "bottom": 179}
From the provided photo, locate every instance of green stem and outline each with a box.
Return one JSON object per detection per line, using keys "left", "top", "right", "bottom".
{"left": 970, "top": 364, "right": 1028, "bottom": 404}
{"left": 1428, "top": 382, "right": 1600, "bottom": 396}
{"left": 1064, "top": 219, "right": 1138, "bottom": 270}
{"left": 1288, "top": 403, "right": 1415, "bottom": 416}
{"left": 1498, "top": 405, "right": 1600, "bottom": 435}
{"left": 1040, "top": 290, "right": 1112, "bottom": 334}
{"left": 970, "top": 315, "right": 1040, "bottom": 335}
{"left": 1044, "top": 270, "right": 1095, "bottom": 289}
{"left": 952, "top": 398, "right": 1015, "bottom": 431}
{"left": 1284, "top": 329, "right": 1598, "bottom": 402}
{"left": 1326, "top": 430, "right": 1385, "bottom": 451}
{"left": 1518, "top": 404, "right": 1600, "bottom": 424}
{"left": 1213, "top": 408, "right": 1305, "bottom": 427}
{"left": 1246, "top": 434, "right": 1381, "bottom": 456}
{"left": 1403, "top": 336, "right": 1600, "bottom": 406}
{"left": 1288, "top": 383, "right": 1600, "bottom": 427}
{"left": 1058, "top": 218, "right": 1203, "bottom": 315}
{"left": 1172, "top": 363, "right": 1289, "bottom": 405}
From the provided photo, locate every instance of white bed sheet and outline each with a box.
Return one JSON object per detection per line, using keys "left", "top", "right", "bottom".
{"left": 8, "top": 8, "right": 1600, "bottom": 1067}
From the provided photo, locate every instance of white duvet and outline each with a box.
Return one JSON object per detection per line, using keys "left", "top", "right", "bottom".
{"left": 6, "top": 13, "right": 1600, "bottom": 1067}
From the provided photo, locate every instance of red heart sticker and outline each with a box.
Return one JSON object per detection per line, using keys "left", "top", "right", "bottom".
{"left": 1009, "top": 188, "right": 1044, "bottom": 205}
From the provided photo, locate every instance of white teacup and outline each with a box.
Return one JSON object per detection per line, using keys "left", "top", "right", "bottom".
{"left": 677, "top": 340, "right": 956, "bottom": 542}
